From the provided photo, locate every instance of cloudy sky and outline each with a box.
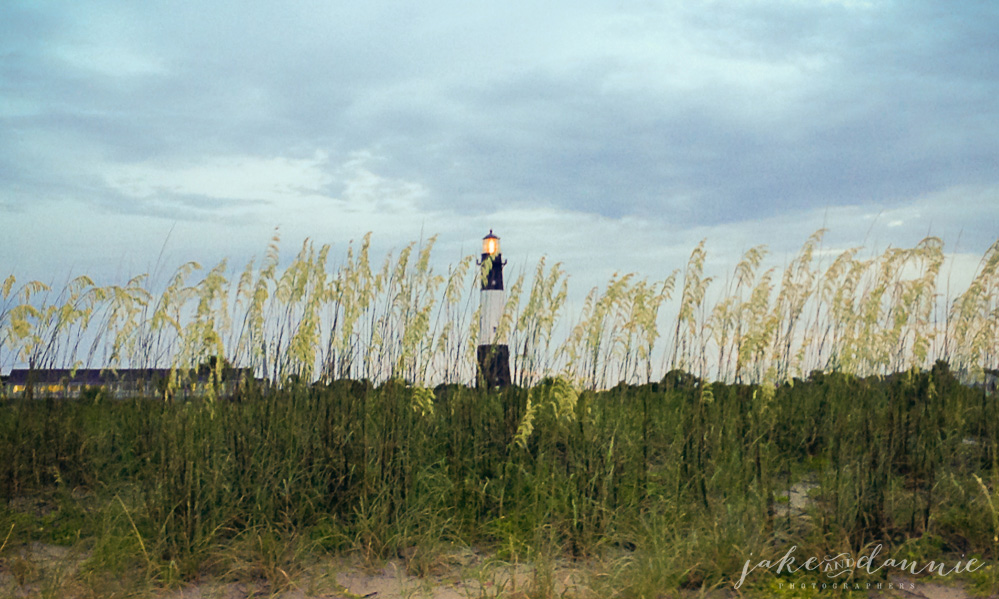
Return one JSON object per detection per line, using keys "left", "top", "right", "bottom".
{"left": 2, "top": 0, "right": 998, "bottom": 294}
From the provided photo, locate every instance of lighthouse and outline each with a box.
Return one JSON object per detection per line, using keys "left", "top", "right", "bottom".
{"left": 477, "top": 230, "right": 511, "bottom": 388}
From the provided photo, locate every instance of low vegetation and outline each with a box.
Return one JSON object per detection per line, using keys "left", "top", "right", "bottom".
{"left": 0, "top": 368, "right": 997, "bottom": 596}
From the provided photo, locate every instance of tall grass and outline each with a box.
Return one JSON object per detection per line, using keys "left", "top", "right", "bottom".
{"left": 3, "top": 231, "right": 997, "bottom": 388}
{"left": 2, "top": 230, "right": 998, "bottom": 594}
{"left": 0, "top": 366, "right": 995, "bottom": 593}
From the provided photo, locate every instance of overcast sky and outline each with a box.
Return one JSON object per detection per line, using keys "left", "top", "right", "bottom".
{"left": 2, "top": 0, "right": 998, "bottom": 295}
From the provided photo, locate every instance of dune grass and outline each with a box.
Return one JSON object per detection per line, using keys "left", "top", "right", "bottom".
{"left": 0, "top": 365, "right": 996, "bottom": 596}
{"left": 1, "top": 230, "right": 998, "bottom": 596}
{"left": 3, "top": 231, "right": 998, "bottom": 389}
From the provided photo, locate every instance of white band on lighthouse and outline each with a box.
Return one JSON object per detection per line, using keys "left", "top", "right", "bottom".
{"left": 479, "top": 289, "right": 504, "bottom": 345}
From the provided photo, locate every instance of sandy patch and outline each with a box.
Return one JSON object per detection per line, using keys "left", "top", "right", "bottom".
{"left": 158, "top": 551, "right": 590, "bottom": 599}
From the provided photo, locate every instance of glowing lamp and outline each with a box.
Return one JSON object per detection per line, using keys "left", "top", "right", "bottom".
{"left": 482, "top": 230, "right": 500, "bottom": 256}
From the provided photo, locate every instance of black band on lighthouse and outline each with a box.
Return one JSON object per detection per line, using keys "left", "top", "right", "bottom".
{"left": 481, "top": 252, "right": 504, "bottom": 290}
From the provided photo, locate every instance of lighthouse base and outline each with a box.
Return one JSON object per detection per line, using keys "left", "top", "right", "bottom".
{"left": 476, "top": 344, "right": 511, "bottom": 389}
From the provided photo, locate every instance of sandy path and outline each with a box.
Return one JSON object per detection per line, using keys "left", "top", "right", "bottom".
{"left": 2, "top": 542, "right": 993, "bottom": 598}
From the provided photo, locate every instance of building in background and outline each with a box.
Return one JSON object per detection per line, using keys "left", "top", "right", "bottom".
{"left": 1, "top": 362, "right": 253, "bottom": 400}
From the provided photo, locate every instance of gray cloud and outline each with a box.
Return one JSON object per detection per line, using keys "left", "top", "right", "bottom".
{"left": 1, "top": 0, "right": 997, "bottom": 284}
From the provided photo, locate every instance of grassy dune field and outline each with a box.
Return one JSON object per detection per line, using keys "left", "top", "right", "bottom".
{"left": 1, "top": 231, "right": 997, "bottom": 597}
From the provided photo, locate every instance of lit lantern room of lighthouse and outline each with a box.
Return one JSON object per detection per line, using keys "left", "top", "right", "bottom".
{"left": 477, "top": 230, "right": 511, "bottom": 388}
